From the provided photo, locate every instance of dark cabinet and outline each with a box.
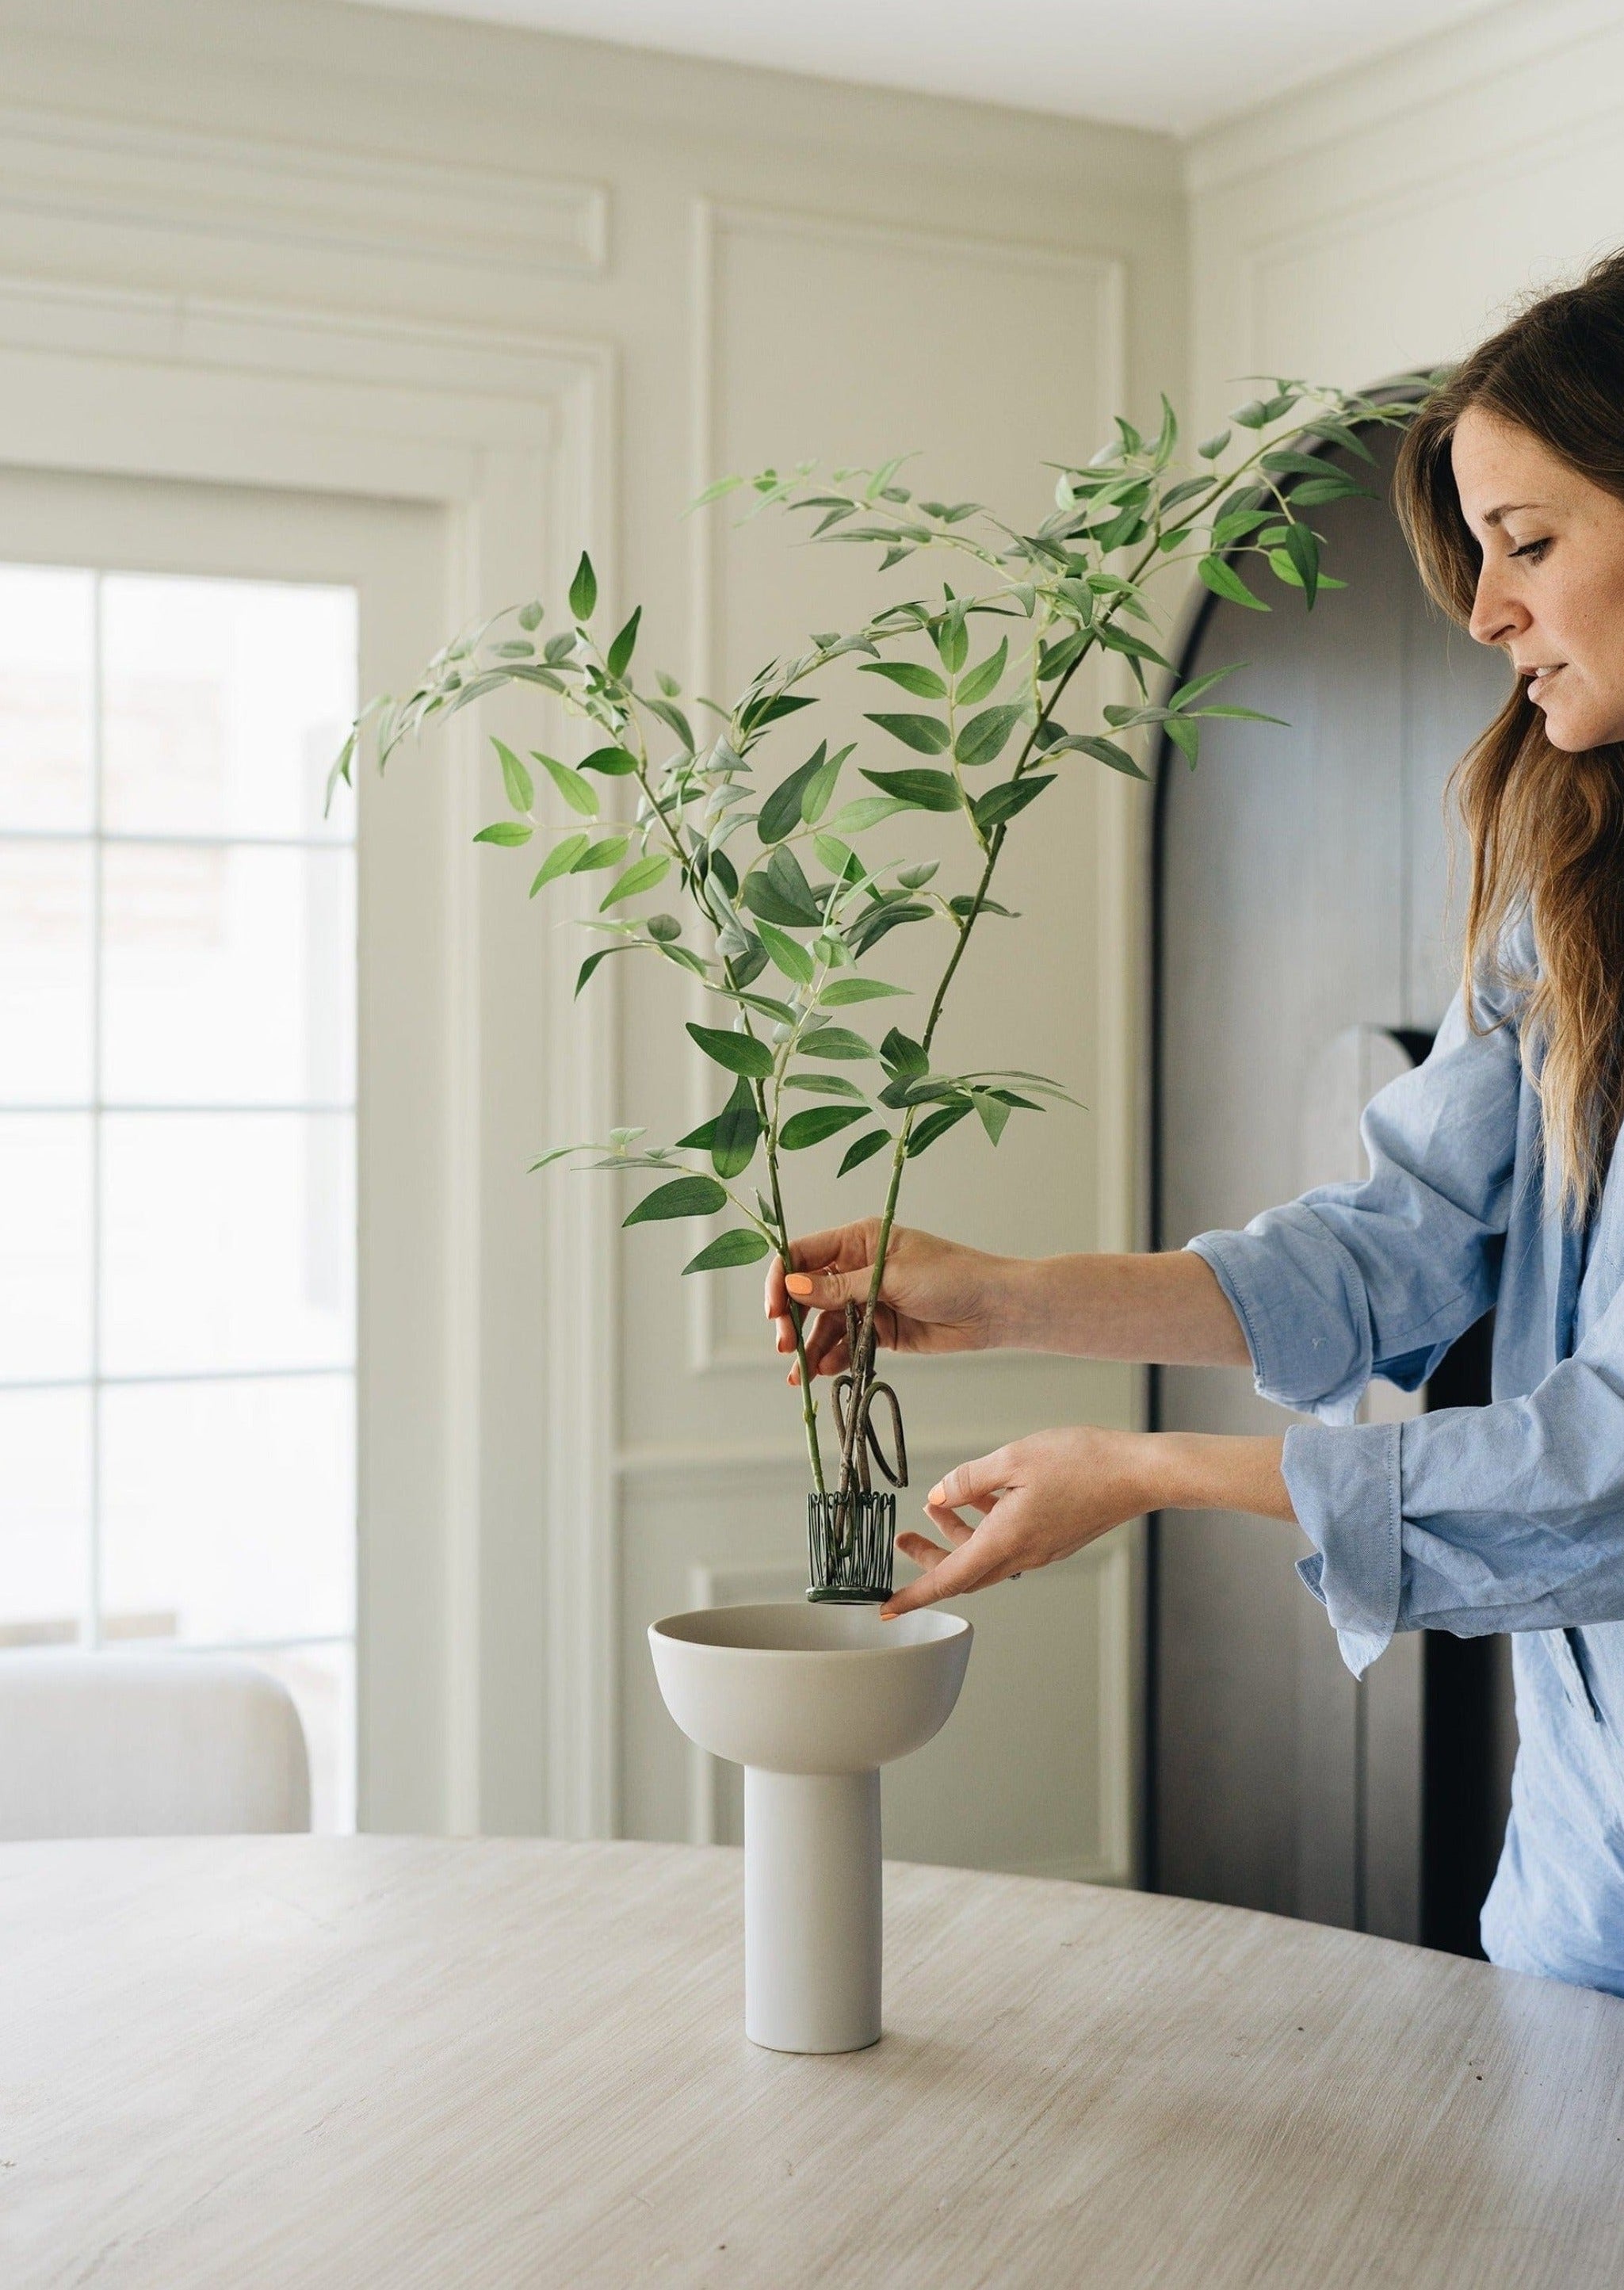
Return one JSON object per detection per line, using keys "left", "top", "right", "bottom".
{"left": 1149, "top": 423, "right": 1515, "bottom": 1952}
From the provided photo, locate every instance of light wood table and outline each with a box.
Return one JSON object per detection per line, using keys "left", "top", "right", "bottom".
{"left": 5, "top": 1837, "right": 1623, "bottom": 2288}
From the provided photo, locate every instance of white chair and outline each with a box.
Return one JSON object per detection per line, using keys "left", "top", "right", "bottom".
{"left": 0, "top": 1651, "right": 311, "bottom": 1839}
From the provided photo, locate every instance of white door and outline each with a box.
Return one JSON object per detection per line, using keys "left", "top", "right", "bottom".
{"left": 0, "top": 463, "right": 457, "bottom": 1832}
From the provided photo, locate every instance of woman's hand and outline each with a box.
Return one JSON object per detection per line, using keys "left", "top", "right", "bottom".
{"left": 764, "top": 1221, "right": 1021, "bottom": 1382}
{"left": 881, "top": 1426, "right": 1293, "bottom": 1617}
{"left": 881, "top": 1428, "right": 1148, "bottom": 1616}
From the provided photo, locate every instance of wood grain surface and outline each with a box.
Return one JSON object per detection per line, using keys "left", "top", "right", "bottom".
{"left": 2, "top": 1837, "right": 1622, "bottom": 2288}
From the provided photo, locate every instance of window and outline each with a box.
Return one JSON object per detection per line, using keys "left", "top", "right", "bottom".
{"left": 0, "top": 562, "right": 358, "bottom": 1829}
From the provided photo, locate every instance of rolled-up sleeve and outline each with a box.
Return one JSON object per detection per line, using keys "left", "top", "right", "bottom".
{"left": 1186, "top": 977, "right": 1527, "bottom": 1676}
{"left": 1187, "top": 984, "right": 1523, "bottom": 1424}
{"left": 1287, "top": 1320, "right": 1624, "bottom": 1673}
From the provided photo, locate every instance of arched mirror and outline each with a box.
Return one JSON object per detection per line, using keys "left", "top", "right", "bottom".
{"left": 1151, "top": 413, "right": 1517, "bottom": 1952}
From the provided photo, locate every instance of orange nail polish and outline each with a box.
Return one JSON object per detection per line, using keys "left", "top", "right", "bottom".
{"left": 785, "top": 1274, "right": 814, "bottom": 1298}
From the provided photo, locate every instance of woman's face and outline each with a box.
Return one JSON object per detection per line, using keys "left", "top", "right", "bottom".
{"left": 1452, "top": 405, "right": 1624, "bottom": 751}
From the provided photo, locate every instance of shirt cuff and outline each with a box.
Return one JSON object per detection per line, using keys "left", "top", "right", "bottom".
{"left": 1283, "top": 1419, "right": 1403, "bottom": 1677}
{"left": 1186, "top": 1208, "right": 1372, "bottom": 1424}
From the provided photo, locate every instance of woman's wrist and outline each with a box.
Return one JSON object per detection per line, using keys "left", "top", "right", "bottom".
{"left": 1140, "top": 1429, "right": 1296, "bottom": 1523}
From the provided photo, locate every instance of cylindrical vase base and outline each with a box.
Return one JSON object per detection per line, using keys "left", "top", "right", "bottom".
{"left": 743, "top": 1765, "right": 881, "bottom": 2054}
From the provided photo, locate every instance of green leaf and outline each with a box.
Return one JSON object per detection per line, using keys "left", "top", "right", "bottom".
{"left": 569, "top": 552, "right": 598, "bottom": 621}
{"left": 1286, "top": 474, "right": 1368, "bottom": 507}
{"left": 1097, "top": 625, "right": 1172, "bottom": 671}
{"left": 954, "top": 638, "right": 1007, "bottom": 707}
{"left": 1259, "top": 449, "right": 1336, "bottom": 480}
{"left": 1049, "top": 735, "right": 1147, "bottom": 780}
{"left": 757, "top": 919, "right": 815, "bottom": 984}
{"left": 575, "top": 942, "right": 638, "bottom": 996}
{"left": 579, "top": 745, "right": 640, "bottom": 777}
{"left": 572, "top": 832, "right": 632, "bottom": 871}
{"left": 1197, "top": 430, "right": 1231, "bottom": 460}
{"left": 801, "top": 742, "right": 850, "bottom": 824}
{"left": 1198, "top": 555, "right": 1269, "bottom": 611}
{"left": 826, "top": 795, "right": 911, "bottom": 835}
{"left": 606, "top": 606, "right": 641, "bottom": 678}
{"left": 932, "top": 605, "right": 969, "bottom": 674}
{"left": 531, "top": 750, "right": 598, "bottom": 817}
{"left": 785, "top": 1072, "right": 867, "bottom": 1099}
{"left": 972, "top": 774, "right": 1053, "bottom": 835}
{"left": 1196, "top": 705, "right": 1290, "bottom": 724}
{"left": 1170, "top": 665, "right": 1241, "bottom": 709}
{"left": 644, "top": 695, "right": 694, "bottom": 750}
{"left": 858, "top": 767, "right": 961, "bottom": 813}
{"left": 684, "top": 1227, "right": 772, "bottom": 1274}
{"left": 600, "top": 851, "right": 671, "bottom": 909}
{"left": 474, "top": 820, "right": 533, "bottom": 847}
{"left": 846, "top": 900, "right": 931, "bottom": 957}
{"left": 859, "top": 659, "right": 947, "bottom": 698}
{"left": 759, "top": 747, "right": 827, "bottom": 843}
{"left": 838, "top": 1126, "right": 892, "bottom": 1176}
{"left": 518, "top": 600, "right": 545, "bottom": 631}
{"left": 820, "top": 976, "right": 909, "bottom": 1006}
{"left": 781, "top": 1104, "right": 868, "bottom": 1150}
{"left": 742, "top": 847, "right": 823, "bottom": 929}
{"left": 1282, "top": 520, "right": 1320, "bottom": 606}
{"left": 864, "top": 711, "right": 952, "bottom": 755}
{"left": 1300, "top": 419, "right": 1375, "bottom": 464}
{"left": 686, "top": 1022, "right": 775, "bottom": 1079}
{"left": 710, "top": 1076, "right": 761, "bottom": 1179}
{"left": 1166, "top": 717, "right": 1200, "bottom": 767}
{"left": 493, "top": 737, "right": 535, "bottom": 814}
{"left": 647, "top": 912, "right": 682, "bottom": 942}
{"left": 624, "top": 1174, "right": 728, "bottom": 1226}
{"left": 799, "top": 1026, "right": 877, "bottom": 1061}
{"left": 907, "top": 1099, "right": 973, "bottom": 1156}
{"left": 530, "top": 833, "right": 590, "bottom": 893}
{"left": 881, "top": 1027, "right": 928, "bottom": 1076}
{"left": 972, "top": 1088, "right": 1012, "bottom": 1145}
{"left": 954, "top": 704, "right": 1025, "bottom": 770}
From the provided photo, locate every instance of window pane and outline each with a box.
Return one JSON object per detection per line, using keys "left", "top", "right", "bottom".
{"left": 0, "top": 1386, "right": 90, "bottom": 1645}
{"left": 0, "top": 843, "right": 93, "bottom": 1104}
{"left": 101, "top": 1112, "right": 354, "bottom": 1378}
{"left": 0, "top": 564, "right": 93, "bottom": 833}
{"left": 100, "top": 843, "right": 355, "bottom": 1105}
{"left": 236, "top": 1642, "right": 356, "bottom": 1834}
{"left": 0, "top": 1115, "right": 92, "bottom": 1381}
{"left": 100, "top": 1374, "right": 354, "bottom": 1645}
{"left": 101, "top": 575, "right": 357, "bottom": 843}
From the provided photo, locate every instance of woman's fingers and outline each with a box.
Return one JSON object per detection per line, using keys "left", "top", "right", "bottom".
{"left": 881, "top": 1511, "right": 1020, "bottom": 1617}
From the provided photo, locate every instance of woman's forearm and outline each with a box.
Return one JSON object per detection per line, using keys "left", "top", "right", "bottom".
{"left": 999, "top": 1248, "right": 1253, "bottom": 1370}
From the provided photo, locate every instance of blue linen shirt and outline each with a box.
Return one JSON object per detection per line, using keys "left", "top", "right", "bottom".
{"left": 1188, "top": 919, "right": 1624, "bottom": 1995}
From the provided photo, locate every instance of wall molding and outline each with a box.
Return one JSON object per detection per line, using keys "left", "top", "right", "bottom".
{"left": 684, "top": 194, "right": 1128, "bottom": 1372}
{"left": 0, "top": 99, "right": 607, "bottom": 278}
{"left": 1186, "top": 0, "right": 1624, "bottom": 197}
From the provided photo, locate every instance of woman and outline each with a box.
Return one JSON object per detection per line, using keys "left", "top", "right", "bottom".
{"left": 766, "top": 249, "right": 1624, "bottom": 1997}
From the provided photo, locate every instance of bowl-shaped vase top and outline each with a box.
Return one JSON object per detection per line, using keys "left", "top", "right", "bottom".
{"left": 648, "top": 1601, "right": 972, "bottom": 1776}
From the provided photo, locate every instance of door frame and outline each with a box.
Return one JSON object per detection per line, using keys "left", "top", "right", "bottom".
{"left": 0, "top": 274, "right": 617, "bottom": 1836}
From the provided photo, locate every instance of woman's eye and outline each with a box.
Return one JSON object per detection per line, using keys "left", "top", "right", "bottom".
{"left": 1510, "top": 537, "right": 1551, "bottom": 563}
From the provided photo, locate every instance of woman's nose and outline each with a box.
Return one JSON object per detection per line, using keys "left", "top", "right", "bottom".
{"left": 1469, "top": 564, "right": 1529, "bottom": 648}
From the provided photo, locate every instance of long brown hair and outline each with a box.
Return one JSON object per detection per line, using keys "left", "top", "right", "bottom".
{"left": 1394, "top": 249, "right": 1624, "bottom": 1223}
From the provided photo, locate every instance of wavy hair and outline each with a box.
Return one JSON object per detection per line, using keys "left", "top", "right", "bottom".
{"left": 1394, "top": 249, "right": 1624, "bottom": 1223}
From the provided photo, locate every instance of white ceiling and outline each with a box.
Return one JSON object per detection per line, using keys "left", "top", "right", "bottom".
{"left": 345, "top": 0, "right": 1511, "bottom": 136}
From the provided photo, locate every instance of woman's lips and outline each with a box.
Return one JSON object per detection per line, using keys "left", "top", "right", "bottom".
{"left": 1528, "top": 664, "right": 1565, "bottom": 703}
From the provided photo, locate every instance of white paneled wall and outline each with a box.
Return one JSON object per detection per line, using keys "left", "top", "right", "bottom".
{"left": 1186, "top": 0, "right": 1624, "bottom": 428}
{"left": 0, "top": 0, "right": 1183, "bottom": 1866}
